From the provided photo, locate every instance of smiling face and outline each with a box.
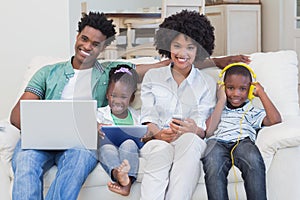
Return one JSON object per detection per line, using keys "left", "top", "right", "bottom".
{"left": 224, "top": 74, "right": 251, "bottom": 108}
{"left": 170, "top": 34, "right": 197, "bottom": 73}
{"left": 106, "top": 81, "right": 134, "bottom": 119}
{"left": 73, "top": 26, "right": 106, "bottom": 69}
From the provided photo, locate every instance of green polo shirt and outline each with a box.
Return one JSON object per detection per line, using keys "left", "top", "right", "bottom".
{"left": 25, "top": 57, "right": 134, "bottom": 107}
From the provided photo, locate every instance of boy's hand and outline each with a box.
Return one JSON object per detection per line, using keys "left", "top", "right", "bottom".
{"left": 252, "top": 82, "right": 265, "bottom": 98}
{"left": 217, "top": 84, "right": 227, "bottom": 103}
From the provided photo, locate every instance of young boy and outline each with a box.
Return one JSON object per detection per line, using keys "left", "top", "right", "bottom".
{"left": 203, "top": 63, "right": 282, "bottom": 200}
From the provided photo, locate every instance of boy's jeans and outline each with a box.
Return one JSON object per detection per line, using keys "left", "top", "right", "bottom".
{"left": 202, "top": 138, "right": 267, "bottom": 200}
{"left": 12, "top": 140, "right": 98, "bottom": 200}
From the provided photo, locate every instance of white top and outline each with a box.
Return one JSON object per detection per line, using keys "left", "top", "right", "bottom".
{"left": 61, "top": 68, "right": 93, "bottom": 100}
{"left": 140, "top": 64, "right": 216, "bottom": 130}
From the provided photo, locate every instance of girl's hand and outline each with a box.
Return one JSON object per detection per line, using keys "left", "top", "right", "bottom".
{"left": 97, "top": 123, "right": 112, "bottom": 139}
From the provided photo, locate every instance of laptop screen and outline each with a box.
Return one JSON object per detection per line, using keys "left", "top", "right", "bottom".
{"left": 20, "top": 100, "right": 98, "bottom": 150}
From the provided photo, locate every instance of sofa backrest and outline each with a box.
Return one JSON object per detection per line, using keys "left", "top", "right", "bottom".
{"left": 202, "top": 50, "right": 299, "bottom": 117}
{"left": 17, "top": 56, "right": 67, "bottom": 102}
{"left": 22, "top": 50, "right": 299, "bottom": 119}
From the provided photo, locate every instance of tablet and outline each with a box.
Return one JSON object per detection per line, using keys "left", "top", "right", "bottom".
{"left": 101, "top": 125, "right": 148, "bottom": 149}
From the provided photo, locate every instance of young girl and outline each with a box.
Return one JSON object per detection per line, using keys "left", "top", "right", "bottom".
{"left": 97, "top": 64, "right": 140, "bottom": 196}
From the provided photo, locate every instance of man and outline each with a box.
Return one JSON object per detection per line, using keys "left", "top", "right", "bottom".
{"left": 10, "top": 11, "right": 249, "bottom": 200}
{"left": 10, "top": 12, "right": 130, "bottom": 200}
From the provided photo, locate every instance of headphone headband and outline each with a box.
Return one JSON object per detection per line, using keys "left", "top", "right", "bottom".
{"left": 218, "top": 62, "right": 257, "bottom": 100}
{"left": 219, "top": 62, "right": 256, "bottom": 80}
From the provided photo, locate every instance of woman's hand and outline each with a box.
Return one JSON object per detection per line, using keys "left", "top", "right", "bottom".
{"left": 142, "top": 122, "right": 177, "bottom": 143}
{"left": 169, "top": 118, "right": 205, "bottom": 139}
{"left": 157, "top": 128, "right": 178, "bottom": 143}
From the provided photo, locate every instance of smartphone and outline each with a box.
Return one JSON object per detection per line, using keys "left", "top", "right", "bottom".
{"left": 172, "top": 115, "right": 183, "bottom": 126}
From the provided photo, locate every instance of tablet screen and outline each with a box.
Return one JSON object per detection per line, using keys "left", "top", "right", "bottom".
{"left": 101, "top": 125, "right": 147, "bottom": 148}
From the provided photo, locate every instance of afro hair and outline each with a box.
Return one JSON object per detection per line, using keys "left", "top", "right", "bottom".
{"left": 154, "top": 10, "right": 215, "bottom": 62}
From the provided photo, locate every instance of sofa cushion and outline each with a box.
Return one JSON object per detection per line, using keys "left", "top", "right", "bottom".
{"left": 256, "top": 115, "right": 300, "bottom": 170}
{"left": 203, "top": 50, "right": 299, "bottom": 117}
{"left": 0, "top": 121, "right": 20, "bottom": 163}
{"left": 249, "top": 50, "right": 299, "bottom": 116}
{"left": 43, "top": 157, "right": 147, "bottom": 190}
{"left": 18, "top": 56, "right": 67, "bottom": 99}
{"left": 0, "top": 160, "right": 13, "bottom": 200}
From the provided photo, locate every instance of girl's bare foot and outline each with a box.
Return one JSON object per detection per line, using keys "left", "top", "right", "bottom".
{"left": 107, "top": 181, "right": 131, "bottom": 196}
{"left": 116, "top": 159, "right": 131, "bottom": 186}
{"left": 108, "top": 159, "right": 132, "bottom": 196}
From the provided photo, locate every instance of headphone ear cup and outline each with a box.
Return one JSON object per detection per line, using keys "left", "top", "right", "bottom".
{"left": 248, "top": 84, "right": 256, "bottom": 100}
{"left": 218, "top": 81, "right": 224, "bottom": 85}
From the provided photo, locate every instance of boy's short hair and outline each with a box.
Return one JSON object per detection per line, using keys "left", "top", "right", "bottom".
{"left": 224, "top": 65, "right": 253, "bottom": 82}
{"left": 154, "top": 9, "right": 215, "bottom": 62}
{"left": 78, "top": 12, "right": 116, "bottom": 46}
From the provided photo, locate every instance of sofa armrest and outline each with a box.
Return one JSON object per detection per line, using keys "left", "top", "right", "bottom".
{"left": 0, "top": 120, "right": 20, "bottom": 163}
{"left": 0, "top": 159, "right": 13, "bottom": 200}
{"left": 256, "top": 116, "right": 300, "bottom": 170}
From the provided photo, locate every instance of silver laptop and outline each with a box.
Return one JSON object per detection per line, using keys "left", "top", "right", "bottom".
{"left": 20, "top": 100, "right": 98, "bottom": 150}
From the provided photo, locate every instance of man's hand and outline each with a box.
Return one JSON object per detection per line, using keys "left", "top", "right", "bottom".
{"left": 194, "top": 54, "right": 251, "bottom": 70}
{"left": 213, "top": 55, "right": 251, "bottom": 69}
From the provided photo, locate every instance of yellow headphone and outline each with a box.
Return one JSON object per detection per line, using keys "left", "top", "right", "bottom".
{"left": 218, "top": 62, "right": 257, "bottom": 100}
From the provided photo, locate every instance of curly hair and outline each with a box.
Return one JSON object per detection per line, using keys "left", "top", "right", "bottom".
{"left": 108, "top": 64, "right": 139, "bottom": 93}
{"left": 155, "top": 10, "right": 215, "bottom": 62}
{"left": 78, "top": 12, "right": 116, "bottom": 46}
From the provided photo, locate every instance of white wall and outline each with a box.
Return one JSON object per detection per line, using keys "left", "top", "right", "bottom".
{"left": 0, "top": 0, "right": 161, "bottom": 120}
{"left": 69, "top": 0, "right": 85, "bottom": 56}
{"left": 0, "top": 0, "right": 71, "bottom": 119}
{"left": 260, "top": 0, "right": 300, "bottom": 97}
{"left": 86, "top": 0, "right": 161, "bottom": 13}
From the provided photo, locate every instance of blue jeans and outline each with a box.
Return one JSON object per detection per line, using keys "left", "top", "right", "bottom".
{"left": 12, "top": 140, "right": 98, "bottom": 200}
{"left": 202, "top": 138, "right": 266, "bottom": 200}
{"left": 99, "top": 139, "right": 139, "bottom": 181}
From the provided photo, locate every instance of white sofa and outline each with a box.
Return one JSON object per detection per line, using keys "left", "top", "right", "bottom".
{"left": 1, "top": 50, "right": 300, "bottom": 200}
